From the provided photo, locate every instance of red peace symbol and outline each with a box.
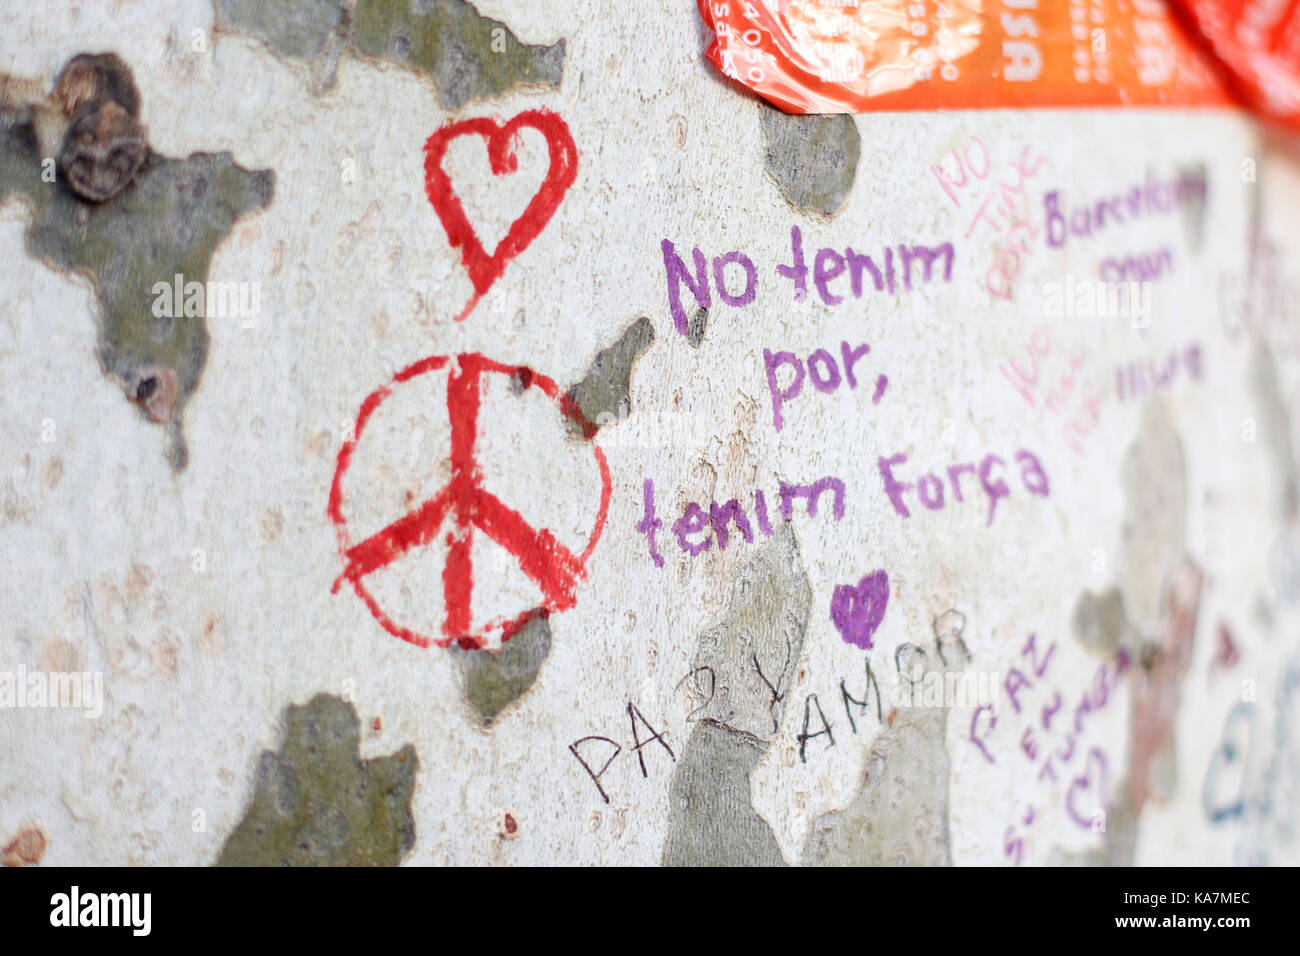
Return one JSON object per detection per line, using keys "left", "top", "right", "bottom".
{"left": 328, "top": 352, "right": 611, "bottom": 650}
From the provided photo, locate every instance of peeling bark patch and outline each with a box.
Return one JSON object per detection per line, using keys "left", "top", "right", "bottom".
{"left": 1072, "top": 588, "right": 1130, "bottom": 655}
{"left": 1094, "top": 407, "right": 1200, "bottom": 846}
{"left": 565, "top": 317, "right": 655, "bottom": 433}
{"left": 1053, "top": 613, "right": 1189, "bottom": 863}
{"left": 661, "top": 525, "right": 810, "bottom": 865}
{"left": 801, "top": 658, "right": 956, "bottom": 866}
{"left": 2, "top": 826, "right": 47, "bottom": 866}
{"left": 217, "top": 694, "right": 418, "bottom": 866}
{"left": 661, "top": 720, "right": 788, "bottom": 867}
{"left": 0, "top": 115, "right": 274, "bottom": 470}
{"left": 218, "top": 0, "right": 565, "bottom": 109}
{"left": 1056, "top": 412, "right": 1199, "bottom": 864}
{"left": 129, "top": 364, "right": 179, "bottom": 424}
{"left": 1128, "top": 559, "right": 1203, "bottom": 812}
{"left": 759, "top": 106, "right": 860, "bottom": 219}
{"left": 452, "top": 610, "right": 551, "bottom": 725}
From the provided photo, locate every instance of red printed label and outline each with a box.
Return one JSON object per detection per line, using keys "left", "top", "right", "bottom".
{"left": 699, "top": 0, "right": 1236, "bottom": 114}
{"left": 1176, "top": 0, "right": 1300, "bottom": 127}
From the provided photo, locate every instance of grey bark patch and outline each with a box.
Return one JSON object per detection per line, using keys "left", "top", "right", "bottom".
{"left": 686, "top": 306, "right": 707, "bottom": 348}
{"left": 1048, "top": 786, "right": 1140, "bottom": 866}
{"left": 308, "top": 14, "right": 354, "bottom": 96}
{"left": 802, "top": 657, "right": 957, "bottom": 866}
{"left": 1177, "top": 162, "right": 1207, "bottom": 254}
{"left": 1072, "top": 588, "right": 1130, "bottom": 655}
{"left": 1119, "top": 400, "right": 1187, "bottom": 635}
{"left": 1127, "top": 559, "right": 1202, "bottom": 813}
{"left": 690, "top": 523, "right": 811, "bottom": 741}
{"left": 451, "top": 611, "right": 551, "bottom": 725}
{"left": 1251, "top": 342, "right": 1298, "bottom": 520}
{"left": 0, "top": 115, "right": 274, "bottom": 470}
{"left": 661, "top": 720, "right": 788, "bottom": 867}
{"left": 1113, "top": 409, "right": 1198, "bottom": 824}
{"left": 759, "top": 106, "right": 860, "bottom": 219}
{"left": 217, "top": 694, "right": 418, "bottom": 867}
{"left": 566, "top": 317, "right": 655, "bottom": 432}
{"left": 660, "top": 525, "right": 810, "bottom": 865}
{"left": 218, "top": 0, "right": 565, "bottom": 109}
{"left": 215, "top": 0, "right": 344, "bottom": 61}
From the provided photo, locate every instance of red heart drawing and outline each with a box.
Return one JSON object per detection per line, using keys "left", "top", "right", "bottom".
{"left": 423, "top": 109, "right": 578, "bottom": 322}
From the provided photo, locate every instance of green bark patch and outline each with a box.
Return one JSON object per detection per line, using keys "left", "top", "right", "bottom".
{"left": 217, "top": 0, "right": 565, "bottom": 109}
{"left": 0, "top": 117, "right": 273, "bottom": 470}
{"left": 217, "top": 694, "right": 418, "bottom": 867}
{"left": 453, "top": 611, "right": 551, "bottom": 725}
{"left": 565, "top": 317, "right": 655, "bottom": 433}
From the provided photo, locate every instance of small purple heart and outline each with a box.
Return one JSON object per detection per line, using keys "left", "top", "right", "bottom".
{"left": 830, "top": 570, "right": 889, "bottom": 649}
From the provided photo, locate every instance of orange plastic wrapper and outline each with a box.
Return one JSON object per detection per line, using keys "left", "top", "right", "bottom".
{"left": 1175, "top": 0, "right": 1300, "bottom": 128}
{"left": 698, "top": 0, "right": 1237, "bottom": 114}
